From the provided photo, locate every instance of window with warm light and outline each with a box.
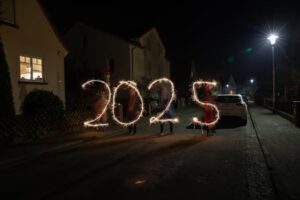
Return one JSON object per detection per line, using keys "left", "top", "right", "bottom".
{"left": 19, "top": 56, "right": 43, "bottom": 81}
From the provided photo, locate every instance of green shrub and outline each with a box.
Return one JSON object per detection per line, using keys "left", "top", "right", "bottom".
{"left": 22, "top": 89, "right": 64, "bottom": 115}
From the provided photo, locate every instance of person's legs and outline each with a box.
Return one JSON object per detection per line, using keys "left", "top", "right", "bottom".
{"left": 210, "top": 125, "right": 216, "bottom": 135}
{"left": 160, "top": 123, "right": 164, "bottom": 134}
{"left": 101, "top": 114, "right": 107, "bottom": 132}
{"left": 128, "top": 125, "right": 132, "bottom": 134}
{"left": 133, "top": 124, "right": 137, "bottom": 134}
{"left": 169, "top": 122, "right": 173, "bottom": 134}
{"left": 205, "top": 125, "right": 210, "bottom": 136}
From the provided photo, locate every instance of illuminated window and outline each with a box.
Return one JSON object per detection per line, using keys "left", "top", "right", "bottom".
{"left": 19, "top": 56, "right": 43, "bottom": 81}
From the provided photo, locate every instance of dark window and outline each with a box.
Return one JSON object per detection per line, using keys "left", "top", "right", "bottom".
{"left": 81, "top": 35, "right": 87, "bottom": 49}
{"left": 157, "top": 43, "right": 161, "bottom": 56}
{"left": 216, "top": 96, "right": 241, "bottom": 103}
{"left": 147, "top": 38, "right": 151, "bottom": 51}
{"left": 148, "top": 62, "right": 151, "bottom": 78}
{"left": 1, "top": 0, "right": 16, "bottom": 26}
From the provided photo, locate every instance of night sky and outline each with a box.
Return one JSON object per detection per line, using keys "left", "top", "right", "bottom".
{"left": 41, "top": 0, "right": 300, "bottom": 86}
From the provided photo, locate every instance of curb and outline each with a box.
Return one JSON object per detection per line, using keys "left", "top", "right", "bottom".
{"left": 248, "top": 105, "right": 286, "bottom": 200}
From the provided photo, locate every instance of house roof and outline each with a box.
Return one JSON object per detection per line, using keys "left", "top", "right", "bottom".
{"left": 37, "top": 0, "right": 68, "bottom": 53}
{"left": 65, "top": 21, "right": 145, "bottom": 49}
{"left": 140, "top": 27, "right": 166, "bottom": 51}
{"left": 117, "top": 25, "right": 165, "bottom": 48}
{"left": 118, "top": 25, "right": 155, "bottom": 40}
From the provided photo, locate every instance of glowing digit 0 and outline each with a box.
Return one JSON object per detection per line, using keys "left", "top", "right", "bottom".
{"left": 111, "top": 81, "right": 144, "bottom": 127}
{"left": 192, "top": 81, "right": 220, "bottom": 126}
{"left": 148, "top": 78, "right": 179, "bottom": 124}
{"left": 81, "top": 80, "right": 111, "bottom": 127}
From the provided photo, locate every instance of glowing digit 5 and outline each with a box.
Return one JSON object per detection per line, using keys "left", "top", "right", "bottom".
{"left": 148, "top": 78, "right": 179, "bottom": 124}
{"left": 111, "top": 81, "right": 144, "bottom": 127}
{"left": 192, "top": 81, "right": 220, "bottom": 126}
{"left": 81, "top": 80, "right": 111, "bottom": 127}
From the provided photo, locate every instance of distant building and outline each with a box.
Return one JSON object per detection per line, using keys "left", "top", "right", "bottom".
{"left": 136, "top": 27, "right": 170, "bottom": 80}
{"left": 0, "top": 0, "right": 67, "bottom": 114}
{"left": 64, "top": 23, "right": 170, "bottom": 108}
{"left": 64, "top": 23, "right": 142, "bottom": 88}
{"left": 224, "top": 75, "right": 237, "bottom": 94}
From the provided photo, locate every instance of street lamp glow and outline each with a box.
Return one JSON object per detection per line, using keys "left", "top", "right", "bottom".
{"left": 250, "top": 79, "right": 254, "bottom": 84}
{"left": 226, "top": 84, "right": 229, "bottom": 88}
{"left": 267, "top": 34, "right": 279, "bottom": 45}
{"left": 267, "top": 33, "right": 278, "bottom": 111}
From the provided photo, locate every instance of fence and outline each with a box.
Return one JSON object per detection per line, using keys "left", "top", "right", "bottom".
{"left": 264, "top": 98, "right": 300, "bottom": 127}
{"left": 0, "top": 102, "right": 126, "bottom": 143}
{"left": 264, "top": 99, "right": 294, "bottom": 115}
{"left": 0, "top": 110, "right": 93, "bottom": 143}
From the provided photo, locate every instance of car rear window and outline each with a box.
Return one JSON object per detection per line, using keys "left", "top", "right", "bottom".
{"left": 217, "top": 96, "right": 241, "bottom": 103}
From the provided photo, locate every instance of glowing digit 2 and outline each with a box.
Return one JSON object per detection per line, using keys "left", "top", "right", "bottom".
{"left": 148, "top": 78, "right": 179, "bottom": 124}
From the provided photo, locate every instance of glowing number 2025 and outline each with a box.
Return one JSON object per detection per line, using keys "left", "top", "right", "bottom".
{"left": 148, "top": 78, "right": 179, "bottom": 124}
{"left": 111, "top": 81, "right": 144, "bottom": 127}
{"left": 192, "top": 81, "right": 220, "bottom": 126}
{"left": 82, "top": 80, "right": 111, "bottom": 127}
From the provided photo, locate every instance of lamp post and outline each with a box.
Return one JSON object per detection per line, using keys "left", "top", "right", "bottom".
{"left": 267, "top": 34, "right": 278, "bottom": 111}
{"left": 249, "top": 78, "right": 255, "bottom": 101}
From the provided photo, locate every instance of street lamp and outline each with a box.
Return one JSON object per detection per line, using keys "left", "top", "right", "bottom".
{"left": 267, "top": 34, "right": 278, "bottom": 111}
{"left": 250, "top": 79, "right": 254, "bottom": 84}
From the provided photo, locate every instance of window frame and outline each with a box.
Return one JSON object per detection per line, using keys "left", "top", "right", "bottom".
{"left": 19, "top": 55, "right": 45, "bottom": 83}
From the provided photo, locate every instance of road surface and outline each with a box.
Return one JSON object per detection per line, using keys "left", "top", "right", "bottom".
{"left": 0, "top": 107, "right": 278, "bottom": 200}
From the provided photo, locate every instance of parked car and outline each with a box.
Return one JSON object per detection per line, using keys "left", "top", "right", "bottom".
{"left": 216, "top": 94, "right": 247, "bottom": 125}
{"left": 241, "top": 94, "right": 249, "bottom": 104}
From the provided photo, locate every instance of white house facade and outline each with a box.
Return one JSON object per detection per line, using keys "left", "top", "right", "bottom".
{"left": 0, "top": 0, "right": 67, "bottom": 114}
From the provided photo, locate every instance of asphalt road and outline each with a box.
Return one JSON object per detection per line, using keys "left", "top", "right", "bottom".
{"left": 0, "top": 107, "right": 276, "bottom": 200}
